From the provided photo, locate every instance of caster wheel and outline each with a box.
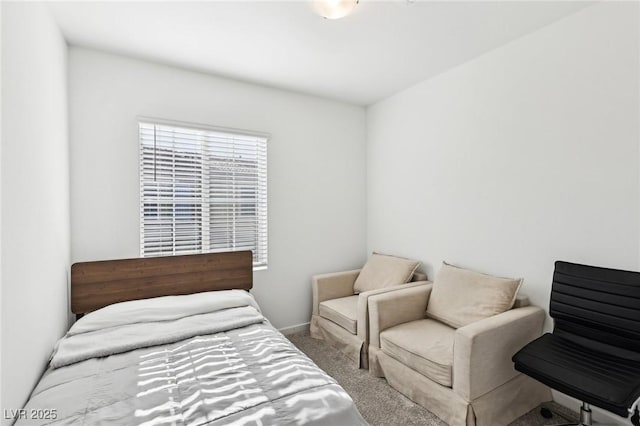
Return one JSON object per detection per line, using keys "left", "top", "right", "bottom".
{"left": 540, "top": 407, "right": 553, "bottom": 419}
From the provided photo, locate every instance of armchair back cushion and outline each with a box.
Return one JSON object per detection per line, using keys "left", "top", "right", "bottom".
{"left": 353, "top": 253, "right": 420, "bottom": 294}
{"left": 427, "top": 262, "right": 523, "bottom": 328}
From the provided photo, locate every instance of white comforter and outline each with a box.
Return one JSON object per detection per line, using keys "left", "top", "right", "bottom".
{"left": 51, "top": 290, "right": 264, "bottom": 368}
{"left": 18, "top": 290, "right": 367, "bottom": 426}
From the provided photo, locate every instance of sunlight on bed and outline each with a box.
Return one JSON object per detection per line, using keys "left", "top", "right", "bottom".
{"left": 133, "top": 325, "right": 350, "bottom": 426}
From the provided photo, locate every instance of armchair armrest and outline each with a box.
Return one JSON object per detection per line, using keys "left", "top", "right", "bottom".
{"left": 453, "top": 306, "right": 545, "bottom": 401}
{"left": 368, "top": 284, "right": 433, "bottom": 348}
{"left": 357, "top": 281, "right": 432, "bottom": 342}
{"left": 312, "top": 269, "right": 360, "bottom": 316}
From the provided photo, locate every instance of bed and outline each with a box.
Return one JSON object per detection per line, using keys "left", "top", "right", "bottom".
{"left": 17, "top": 251, "right": 366, "bottom": 426}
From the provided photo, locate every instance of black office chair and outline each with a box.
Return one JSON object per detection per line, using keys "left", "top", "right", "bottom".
{"left": 513, "top": 261, "right": 640, "bottom": 426}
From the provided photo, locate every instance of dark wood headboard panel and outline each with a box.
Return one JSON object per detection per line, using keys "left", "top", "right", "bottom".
{"left": 71, "top": 251, "right": 253, "bottom": 314}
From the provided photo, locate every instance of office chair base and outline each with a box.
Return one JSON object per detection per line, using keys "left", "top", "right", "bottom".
{"left": 579, "top": 402, "right": 593, "bottom": 425}
{"left": 540, "top": 401, "right": 632, "bottom": 426}
{"left": 541, "top": 407, "right": 553, "bottom": 418}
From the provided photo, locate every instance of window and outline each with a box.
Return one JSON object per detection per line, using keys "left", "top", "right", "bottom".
{"left": 139, "top": 120, "right": 268, "bottom": 268}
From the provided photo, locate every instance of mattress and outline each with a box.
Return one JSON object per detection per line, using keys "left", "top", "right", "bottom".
{"left": 17, "top": 290, "right": 366, "bottom": 426}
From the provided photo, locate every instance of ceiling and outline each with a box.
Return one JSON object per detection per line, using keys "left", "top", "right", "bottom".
{"left": 48, "top": 1, "right": 593, "bottom": 106}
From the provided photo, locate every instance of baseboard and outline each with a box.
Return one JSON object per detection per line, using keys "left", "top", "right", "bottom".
{"left": 278, "top": 322, "right": 310, "bottom": 335}
{"left": 552, "top": 391, "right": 632, "bottom": 425}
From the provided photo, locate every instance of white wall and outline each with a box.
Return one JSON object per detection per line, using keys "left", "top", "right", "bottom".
{"left": 1, "top": 2, "right": 70, "bottom": 418}
{"left": 366, "top": 2, "right": 638, "bottom": 424}
{"left": 68, "top": 48, "right": 367, "bottom": 330}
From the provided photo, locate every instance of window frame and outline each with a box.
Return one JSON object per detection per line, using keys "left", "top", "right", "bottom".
{"left": 138, "top": 117, "right": 269, "bottom": 270}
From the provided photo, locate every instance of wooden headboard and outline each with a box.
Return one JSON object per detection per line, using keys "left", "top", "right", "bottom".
{"left": 71, "top": 251, "right": 253, "bottom": 314}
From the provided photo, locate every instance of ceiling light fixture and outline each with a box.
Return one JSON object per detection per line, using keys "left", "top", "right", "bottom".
{"left": 312, "top": 0, "right": 359, "bottom": 20}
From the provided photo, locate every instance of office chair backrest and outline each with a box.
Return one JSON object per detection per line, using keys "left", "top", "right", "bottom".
{"left": 550, "top": 261, "right": 640, "bottom": 352}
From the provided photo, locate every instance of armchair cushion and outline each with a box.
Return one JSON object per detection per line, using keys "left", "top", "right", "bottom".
{"left": 427, "top": 262, "right": 523, "bottom": 328}
{"left": 354, "top": 253, "right": 420, "bottom": 294}
{"left": 380, "top": 319, "right": 454, "bottom": 387}
{"left": 319, "top": 295, "right": 359, "bottom": 334}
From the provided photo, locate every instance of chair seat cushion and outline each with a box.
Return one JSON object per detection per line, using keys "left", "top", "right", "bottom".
{"left": 513, "top": 333, "right": 640, "bottom": 417}
{"left": 380, "top": 319, "right": 455, "bottom": 387}
{"left": 319, "top": 295, "right": 359, "bottom": 334}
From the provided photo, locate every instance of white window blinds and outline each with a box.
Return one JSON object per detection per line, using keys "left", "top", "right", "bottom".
{"left": 139, "top": 121, "right": 268, "bottom": 268}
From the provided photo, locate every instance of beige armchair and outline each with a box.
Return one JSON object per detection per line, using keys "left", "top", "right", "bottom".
{"left": 367, "top": 269, "right": 552, "bottom": 426}
{"left": 310, "top": 265, "right": 429, "bottom": 369}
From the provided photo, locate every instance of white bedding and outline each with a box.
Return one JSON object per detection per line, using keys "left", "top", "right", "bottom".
{"left": 67, "top": 290, "right": 261, "bottom": 335}
{"left": 18, "top": 290, "right": 367, "bottom": 426}
{"left": 51, "top": 290, "right": 264, "bottom": 368}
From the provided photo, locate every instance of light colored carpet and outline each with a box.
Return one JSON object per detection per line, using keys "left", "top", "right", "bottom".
{"left": 287, "top": 331, "right": 578, "bottom": 426}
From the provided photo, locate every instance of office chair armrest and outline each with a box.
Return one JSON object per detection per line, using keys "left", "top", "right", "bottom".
{"left": 311, "top": 269, "right": 360, "bottom": 315}
{"left": 357, "top": 281, "right": 432, "bottom": 342}
{"left": 453, "top": 306, "right": 545, "bottom": 401}
{"left": 368, "top": 284, "right": 432, "bottom": 349}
